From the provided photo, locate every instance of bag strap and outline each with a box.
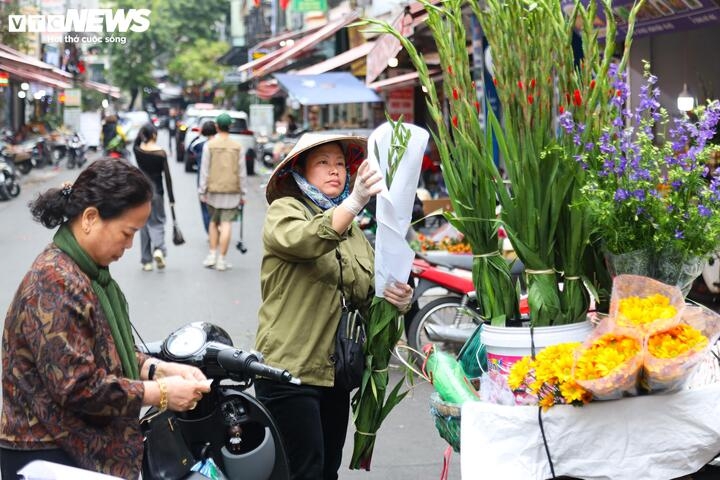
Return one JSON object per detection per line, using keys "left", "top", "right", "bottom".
{"left": 336, "top": 249, "right": 348, "bottom": 312}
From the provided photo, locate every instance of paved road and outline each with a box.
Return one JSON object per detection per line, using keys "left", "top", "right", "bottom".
{"left": 0, "top": 131, "right": 461, "bottom": 479}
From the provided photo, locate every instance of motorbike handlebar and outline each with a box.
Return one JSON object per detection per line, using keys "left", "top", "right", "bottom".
{"left": 216, "top": 348, "right": 301, "bottom": 385}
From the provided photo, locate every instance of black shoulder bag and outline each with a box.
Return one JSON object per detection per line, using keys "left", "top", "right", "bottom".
{"left": 141, "top": 408, "right": 196, "bottom": 480}
{"left": 334, "top": 250, "right": 367, "bottom": 391}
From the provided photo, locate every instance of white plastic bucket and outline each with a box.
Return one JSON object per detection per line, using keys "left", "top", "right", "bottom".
{"left": 481, "top": 320, "right": 593, "bottom": 375}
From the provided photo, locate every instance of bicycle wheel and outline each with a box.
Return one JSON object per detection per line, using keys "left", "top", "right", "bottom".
{"left": 407, "top": 296, "right": 480, "bottom": 361}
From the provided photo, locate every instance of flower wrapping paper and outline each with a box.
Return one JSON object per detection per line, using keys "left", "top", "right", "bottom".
{"left": 365, "top": 122, "right": 428, "bottom": 294}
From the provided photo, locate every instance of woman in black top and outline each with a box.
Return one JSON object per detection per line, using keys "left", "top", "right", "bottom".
{"left": 133, "top": 123, "right": 175, "bottom": 271}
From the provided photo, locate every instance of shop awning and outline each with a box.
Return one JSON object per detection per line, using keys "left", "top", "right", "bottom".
{"left": 296, "top": 42, "right": 374, "bottom": 75}
{"left": 274, "top": 73, "right": 382, "bottom": 105}
{"left": 84, "top": 80, "right": 121, "bottom": 98}
{"left": 367, "top": 69, "right": 441, "bottom": 91}
{"left": 253, "top": 24, "right": 326, "bottom": 51}
{"left": 253, "top": 12, "right": 360, "bottom": 79}
{"left": 236, "top": 44, "right": 293, "bottom": 76}
{"left": 0, "top": 62, "right": 72, "bottom": 89}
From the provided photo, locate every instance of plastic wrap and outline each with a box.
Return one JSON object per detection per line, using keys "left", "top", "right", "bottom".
{"left": 642, "top": 306, "right": 720, "bottom": 392}
{"left": 604, "top": 248, "right": 653, "bottom": 278}
{"left": 653, "top": 248, "right": 706, "bottom": 297}
{"left": 608, "top": 274, "right": 683, "bottom": 336}
{"left": 425, "top": 347, "right": 480, "bottom": 405}
{"left": 574, "top": 325, "right": 643, "bottom": 400}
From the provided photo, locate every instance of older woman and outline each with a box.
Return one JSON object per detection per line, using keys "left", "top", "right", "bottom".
{"left": 254, "top": 133, "right": 414, "bottom": 480}
{"left": 0, "top": 159, "right": 210, "bottom": 479}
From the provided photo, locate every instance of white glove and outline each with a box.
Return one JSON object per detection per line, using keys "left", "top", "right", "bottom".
{"left": 341, "top": 159, "right": 383, "bottom": 215}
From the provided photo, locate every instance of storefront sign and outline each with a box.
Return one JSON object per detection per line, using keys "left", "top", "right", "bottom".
{"left": 64, "top": 88, "right": 81, "bottom": 108}
{"left": 562, "top": 0, "right": 720, "bottom": 37}
{"left": 385, "top": 87, "right": 414, "bottom": 124}
{"left": 291, "top": 0, "right": 327, "bottom": 13}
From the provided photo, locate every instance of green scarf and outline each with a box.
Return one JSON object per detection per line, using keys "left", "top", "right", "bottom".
{"left": 54, "top": 224, "right": 140, "bottom": 379}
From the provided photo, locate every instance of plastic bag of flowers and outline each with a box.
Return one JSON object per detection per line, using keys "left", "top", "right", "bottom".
{"left": 608, "top": 275, "right": 684, "bottom": 336}
{"left": 573, "top": 322, "right": 644, "bottom": 401}
{"left": 507, "top": 342, "right": 591, "bottom": 410}
{"left": 641, "top": 306, "right": 720, "bottom": 393}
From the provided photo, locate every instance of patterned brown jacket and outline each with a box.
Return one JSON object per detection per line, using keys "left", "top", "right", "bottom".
{"left": 0, "top": 244, "right": 149, "bottom": 479}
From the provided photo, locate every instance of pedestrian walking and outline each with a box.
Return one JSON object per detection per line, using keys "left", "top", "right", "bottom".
{"left": 198, "top": 113, "right": 246, "bottom": 271}
{"left": 190, "top": 120, "right": 217, "bottom": 233}
{"left": 253, "top": 133, "right": 413, "bottom": 480}
{"left": 0, "top": 159, "right": 210, "bottom": 479}
{"left": 133, "top": 123, "right": 175, "bottom": 271}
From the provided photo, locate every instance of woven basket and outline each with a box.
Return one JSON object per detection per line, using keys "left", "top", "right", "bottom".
{"left": 429, "top": 392, "right": 462, "bottom": 453}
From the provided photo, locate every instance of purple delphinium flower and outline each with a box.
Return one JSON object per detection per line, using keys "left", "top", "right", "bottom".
{"left": 675, "top": 229, "right": 684, "bottom": 239}
{"left": 698, "top": 204, "right": 711, "bottom": 217}
{"left": 614, "top": 188, "right": 630, "bottom": 202}
{"left": 558, "top": 111, "right": 575, "bottom": 134}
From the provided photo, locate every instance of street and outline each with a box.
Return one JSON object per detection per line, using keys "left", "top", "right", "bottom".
{"left": 0, "top": 130, "right": 461, "bottom": 480}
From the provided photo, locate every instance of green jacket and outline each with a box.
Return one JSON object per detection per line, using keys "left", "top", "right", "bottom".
{"left": 255, "top": 196, "right": 375, "bottom": 387}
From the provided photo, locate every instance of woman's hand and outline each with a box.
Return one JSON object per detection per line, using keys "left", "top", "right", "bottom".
{"left": 157, "top": 361, "right": 207, "bottom": 382}
{"left": 383, "top": 282, "right": 414, "bottom": 313}
{"left": 161, "top": 375, "right": 212, "bottom": 412}
{"left": 341, "top": 159, "right": 383, "bottom": 216}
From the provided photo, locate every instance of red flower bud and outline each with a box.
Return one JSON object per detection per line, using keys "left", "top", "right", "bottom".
{"left": 452, "top": 116, "right": 458, "bottom": 128}
{"left": 573, "top": 89, "right": 582, "bottom": 106}
{"left": 518, "top": 80, "right": 523, "bottom": 90}
{"left": 616, "top": 89, "right": 622, "bottom": 97}
{"left": 447, "top": 65, "right": 453, "bottom": 75}
{"left": 452, "top": 88, "right": 459, "bottom": 100}
{"left": 559, "top": 105, "right": 565, "bottom": 114}
{"left": 493, "top": 78, "right": 498, "bottom": 87}
{"left": 530, "top": 78, "right": 536, "bottom": 89}
{"left": 565, "top": 92, "right": 571, "bottom": 104}
{"left": 474, "top": 100, "right": 480, "bottom": 113}
{"left": 589, "top": 79, "right": 596, "bottom": 90}
{"left": 527, "top": 94, "right": 534, "bottom": 104}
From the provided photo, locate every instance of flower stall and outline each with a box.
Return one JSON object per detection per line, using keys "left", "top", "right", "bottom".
{"left": 362, "top": 0, "right": 720, "bottom": 477}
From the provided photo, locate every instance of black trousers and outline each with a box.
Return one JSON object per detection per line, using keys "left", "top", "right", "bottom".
{"left": 0, "top": 447, "right": 78, "bottom": 479}
{"left": 254, "top": 379, "right": 350, "bottom": 480}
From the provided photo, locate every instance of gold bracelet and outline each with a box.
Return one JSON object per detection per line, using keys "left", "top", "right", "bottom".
{"left": 156, "top": 378, "right": 168, "bottom": 412}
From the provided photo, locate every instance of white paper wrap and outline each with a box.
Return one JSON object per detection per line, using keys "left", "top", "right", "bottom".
{"left": 365, "top": 122, "right": 429, "bottom": 295}
{"left": 461, "top": 382, "right": 720, "bottom": 479}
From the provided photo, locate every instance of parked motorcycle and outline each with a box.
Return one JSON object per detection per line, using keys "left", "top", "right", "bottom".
{"left": 0, "top": 156, "right": 21, "bottom": 200}
{"left": 66, "top": 132, "right": 87, "bottom": 169}
{"left": 140, "top": 322, "right": 295, "bottom": 480}
{"left": 405, "top": 253, "right": 527, "bottom": 359}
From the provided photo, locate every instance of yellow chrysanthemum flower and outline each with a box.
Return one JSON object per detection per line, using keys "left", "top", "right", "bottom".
{"left": 617, "top": 294, "right": 678, "bottom": 326}
{"left": 574, "top": 334, "right": 640, "bottom": 381}
{"left": 648, "top": 324, "right": 708, "bottom": 359}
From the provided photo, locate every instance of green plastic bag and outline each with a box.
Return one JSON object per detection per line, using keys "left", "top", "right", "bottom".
{"left": 425, "top": 346, "right": 479, "bottom": 404}
{"left": 456, "top": 324, "right": 487, "bottom": 379}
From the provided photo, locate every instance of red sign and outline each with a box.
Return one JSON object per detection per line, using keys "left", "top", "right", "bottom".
{"left": 0, "top": 72, "right": 8, "bottom": 87}
{"left": 385, "top": 87, "right": 415, "bottom": 124}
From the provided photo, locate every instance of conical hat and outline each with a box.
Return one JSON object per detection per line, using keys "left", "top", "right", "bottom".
{"left": 265, "top": 132, "right": 367, "bottom": 204}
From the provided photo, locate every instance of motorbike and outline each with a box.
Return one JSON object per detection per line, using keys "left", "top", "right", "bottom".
{"left": 66, "top": 132, "right": 87, "bottom": 169}
{"left": 405, "top": 252, "right": 527, "bottom": 359}
{"left": 0, "top": 155, "right": 21, "bottom": 200}
{"left": 140, "top": 322, "right": 295, "bottom": 480}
